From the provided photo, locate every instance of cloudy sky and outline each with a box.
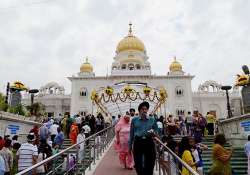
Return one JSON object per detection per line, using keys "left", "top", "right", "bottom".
{"left": 0, "top": 0, "right": 249, "bottom": 94}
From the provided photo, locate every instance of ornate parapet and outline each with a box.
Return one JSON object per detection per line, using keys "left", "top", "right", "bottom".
{"left": 218, "top": 114, "right": 250, "bottom": 147}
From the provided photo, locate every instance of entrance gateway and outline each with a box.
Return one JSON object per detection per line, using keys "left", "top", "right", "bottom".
{"left": 90, "top": 81, "right": 168, "bottom": 118}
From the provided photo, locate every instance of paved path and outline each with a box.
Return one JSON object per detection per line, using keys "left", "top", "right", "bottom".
{"left": 92, "top": 144, "right": 136, "bottom": 175}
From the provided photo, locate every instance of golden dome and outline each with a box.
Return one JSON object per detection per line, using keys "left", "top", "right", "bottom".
{"left": 80, "top": 58, "right": 93, "bottom": 73}
{"left": 169, "top": 57, "right": 182, "bottom": 72}
{"left": 116, "top": 23, "right": 145, "bottom": 53}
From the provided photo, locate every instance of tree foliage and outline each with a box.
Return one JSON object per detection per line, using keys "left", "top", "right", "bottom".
{"left": 0, "top": 92, "right": 8, "bottom": 111}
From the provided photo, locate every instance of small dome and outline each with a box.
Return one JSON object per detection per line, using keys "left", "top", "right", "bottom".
{"left": 80, "top": 58, "right": 93, "bottom": 73}
{"left": 169, "top": 57, "right": 182, "bottom": 72}
{"left": 116, "top": 23, "right": 146, "bottom": 53}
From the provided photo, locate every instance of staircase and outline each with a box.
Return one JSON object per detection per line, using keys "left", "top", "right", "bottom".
{"left": 202, "top": 136, "right": 248, "bottom": 175}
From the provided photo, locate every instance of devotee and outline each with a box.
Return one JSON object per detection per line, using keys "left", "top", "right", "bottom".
{"left": 77, "top": 128, "right": 85, "bottom": 163}
{"left": 66, "top": 115, "right": 74, "bottom": 138}
{"left": 115, "top": 114, "right": 133, "bottom": 169}
{"left": 0, "top": 137, "right": 4, "bottom": 150}
{"left": 129, "top": 108, "right": 135, "bottom": 117}
{"left": 69, "top": 122, "right": 79, "bottom": 144}
{"left": 11, "top": 143, "right": 20, "bottom": 175}
{"left": 178, "top": 136, "right": 197, "bottom": 175}
{"left": 0, "top": 154, "right": 5, "bottom": 175}
{"left": 129, "top": 101, "right": 158, "bottom": 175}
{"left": 244, "top": 135, "right": 250, "bottom": 175}
{"left": 0, "top": 139, "right": 13, "bottom": 175}
{"left": 11, "top": 135, "right": 19, "bottom": 146}
{"left": 54, "top": 127, "right": 64, "bottom": 148}
{"left": 209, "top": 134, "right": 233, "bottom": 175}
{"left": 189, "top": 136, "right": 208, "bottom": 175}
{"left": 89, "top": 115, "right": 96, "bottom": 135}
{"left": 17, "top": 134, "right": 38, "bottom": 173}
{"left": 82, "top": 122, "right": 91, "bottom": 139}
{"left": 206, "top": 112, "right": 216, "bottom": 135}
{"left": 30, "top": 125, "right": 39, "bottom": 145}
{"left": 39, "top": 123, "right": 49, "bottom": 142}
{"left": 50, "top": 122, "right": 59, "bottom": 142}
{"left": 185, "top": 111, "right": 194, "bottom": 135}
{"left": 197, "top": 113, "right": 207, "bottom": 137}
{"left": 166, "top": 115, "right": 176, "bottom": 135}
{"left": 61, "top": 115, "right": 68, "bottom": 137}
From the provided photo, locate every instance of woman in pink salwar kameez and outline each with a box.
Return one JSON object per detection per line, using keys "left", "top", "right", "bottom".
{"left": 115, "top": 115, "right": 134, "bottom": 169}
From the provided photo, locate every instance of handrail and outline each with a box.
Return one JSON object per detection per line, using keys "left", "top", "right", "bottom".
{"left": 16, "top": 126, "right": 114, "bottom": 175}
{"left": 154, "top": 137, "right": 199, "bottom": 175}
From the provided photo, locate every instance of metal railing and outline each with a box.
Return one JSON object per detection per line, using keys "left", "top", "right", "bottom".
{"left": 154, "top": 137, "right": 199, "bottom": 175}
{"left": 16, "top": 126, "right": 115, "bottom": 175}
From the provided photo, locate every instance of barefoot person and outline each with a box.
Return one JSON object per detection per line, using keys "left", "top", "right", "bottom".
{"left": 129, "top": 101, "right": 158, "bottom": 175}
{"left": 115, "top": 115, "right": 134, "bottom": 169}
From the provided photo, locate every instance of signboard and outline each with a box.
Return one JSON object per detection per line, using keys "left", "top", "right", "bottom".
{"left": 242, "top": 86, "right": 250, "bottom": 113}
{"left": 7, "top": 125, "right": 20, "bottom": 135}
{"left": 241, "top": 120, "right": 250, "bottom": 132}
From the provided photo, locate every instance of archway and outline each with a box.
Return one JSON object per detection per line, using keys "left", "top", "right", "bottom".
{"left": 90, "top": 82, "right": 168, "bottom": 117}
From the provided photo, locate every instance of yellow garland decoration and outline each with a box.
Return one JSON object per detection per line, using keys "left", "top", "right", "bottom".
{"left": 143, "top": 86, "right": 151, "bottom": 96}
{"left": 105, "top": 86, "right": 114, "bottom": 96}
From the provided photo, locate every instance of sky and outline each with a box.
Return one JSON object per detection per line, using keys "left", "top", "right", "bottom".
{"left": 0, "top": 0, "right": 250, "bottom": 94}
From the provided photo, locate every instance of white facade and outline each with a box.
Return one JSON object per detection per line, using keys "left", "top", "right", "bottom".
{"left": 22, "top": 82, "right": 71, "bottom": 117}
{"left": 22, "top": 25, "right": 241, "bottom": 119}
{"left": 68, "top": 25, "right": 242, "bottom": 119}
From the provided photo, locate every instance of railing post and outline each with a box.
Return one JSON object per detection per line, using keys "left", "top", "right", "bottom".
{"left": 93, "top": 135, "right": 96, "bottom": 165}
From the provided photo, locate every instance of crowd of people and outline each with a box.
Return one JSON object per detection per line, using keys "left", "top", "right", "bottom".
{"left": 0, "top": 112, "right": 107, "bottom": 175}
{"left": 113, "top": 101, "right": 236, "bottom": 175}
{"left": 0, "top": 104, "right": 240, "bottom": 175}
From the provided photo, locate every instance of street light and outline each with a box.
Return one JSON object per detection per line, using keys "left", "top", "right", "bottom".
{"left": 28, "top": 89, "right": 39, "bottom": 105}
{"left": 221, "top": 85, "right": 233, "bottom": 118}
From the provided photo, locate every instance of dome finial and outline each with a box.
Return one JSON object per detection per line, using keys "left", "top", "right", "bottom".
{"left": 85, "top": 56, "right": 89, "bottom": 63}
{"left": 128, "top": 22, "right": 132, "bottom": 35}
{"left": 174, "top": 56, "right": 176, "bottom": 61}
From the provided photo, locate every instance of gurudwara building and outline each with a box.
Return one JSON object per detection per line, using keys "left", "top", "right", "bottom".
{"left": 23, "top": 24, "right": 242, "bottom": 118}
{"left": 67, "top": 24, "right": 242, "bottom": 118}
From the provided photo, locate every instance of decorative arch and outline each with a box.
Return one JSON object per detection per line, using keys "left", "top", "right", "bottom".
{"left": 80, "top": 87, "right": 88, "bottom": 97}
{"left": 198, "top": 80, "right": 222, "bottom": 92}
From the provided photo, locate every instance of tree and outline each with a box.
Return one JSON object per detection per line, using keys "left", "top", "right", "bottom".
{"left": 7, "top": 104, "right": 26, "bottom": 116}
{"left": 26, "top": 102, "right": 45, "bottom": 116}
{"left": 0, "top": 92, "right": 8, "bottom": 111}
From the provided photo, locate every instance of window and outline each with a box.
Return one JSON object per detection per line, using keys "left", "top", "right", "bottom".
{"left": 136, "top": 64, "right": 141, "bottom": 69}
{"left": 80, "top": 87, "right": 87, "bottom": 97}
{"left": 112, "top": 66, "right": 117, "bottom": 70}
{"left": 176, "top": 109, "right": 185, "bottom": 116}
{"left": 128, "top": 63, "right": 134, "bottom": 70}
{"left": 176, "top": 86, "right": 184, "bottom": 96}
{"left": 121, "top": 64, "right": 126, "bottom": 69}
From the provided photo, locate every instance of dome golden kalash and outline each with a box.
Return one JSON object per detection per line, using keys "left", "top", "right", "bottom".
{"left": 80, "top": 57, "right": 93, "bottom": 73}
{"left": 116, "top": 23, "right": 146, "bottom": 53}
{"left": 169, "top": 57, "right": 183, "bottom": 72}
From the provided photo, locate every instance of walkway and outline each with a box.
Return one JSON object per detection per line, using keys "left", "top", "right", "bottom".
{"left": 92, "top": 144, "right": 136, "bottom": 175}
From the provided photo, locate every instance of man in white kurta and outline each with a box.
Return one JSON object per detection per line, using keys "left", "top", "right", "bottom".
{"left": 77, "top": 130, "right": 85, "bottom": 163}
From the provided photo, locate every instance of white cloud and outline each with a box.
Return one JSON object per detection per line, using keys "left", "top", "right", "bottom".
{"left": 0, "top": 0, "right": 249, "bottom": 93}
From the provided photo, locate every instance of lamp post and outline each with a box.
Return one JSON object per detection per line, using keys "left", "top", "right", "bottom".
{"left": 29, "top": 89, "right": 39, "bottom": 105}
{"left": 221, "top": 85, "right": 233, "bottom": 118}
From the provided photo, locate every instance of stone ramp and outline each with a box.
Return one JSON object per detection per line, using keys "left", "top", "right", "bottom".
{"left": 92, "top": 144, "right": 136, "bottom": 175}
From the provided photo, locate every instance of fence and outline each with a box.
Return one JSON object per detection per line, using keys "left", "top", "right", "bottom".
{"left": 154, "top": 137, "right": 199, "bottom": 175}
{"left": 16, "top": 126, "right": 115, "bottom": 175}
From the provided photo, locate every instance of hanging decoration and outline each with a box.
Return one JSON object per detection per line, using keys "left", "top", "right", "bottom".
{"left": 90, "top": 83, "right": 168, "bottom": 117}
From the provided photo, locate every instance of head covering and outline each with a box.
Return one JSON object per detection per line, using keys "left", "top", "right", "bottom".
{"left": 138, "top": 101, "right": 149, "bottom": 111}
{"left": 27, "top": 133, "right": 35, "bottom": 142}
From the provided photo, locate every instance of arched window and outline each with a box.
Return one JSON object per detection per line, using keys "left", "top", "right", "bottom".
{"left": 176, "top": 86, "right": 184, "bottom": 96}
{"left": 128, "top": 63, "right": 134, "bottom": 70}
{"left": 176, "top": 109, "right": 185, "bottom": 116}
{"left": 121, "top": 64, "right": 126, "bottom": 70}
{"left": 80, "top": 87, "right": 87, "bottom": 97}
{"left": 136, "top": 64, "right": 141, "bottom": 69}
{"left": 112, "top": 66, "right": 117, "bottom": 70}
